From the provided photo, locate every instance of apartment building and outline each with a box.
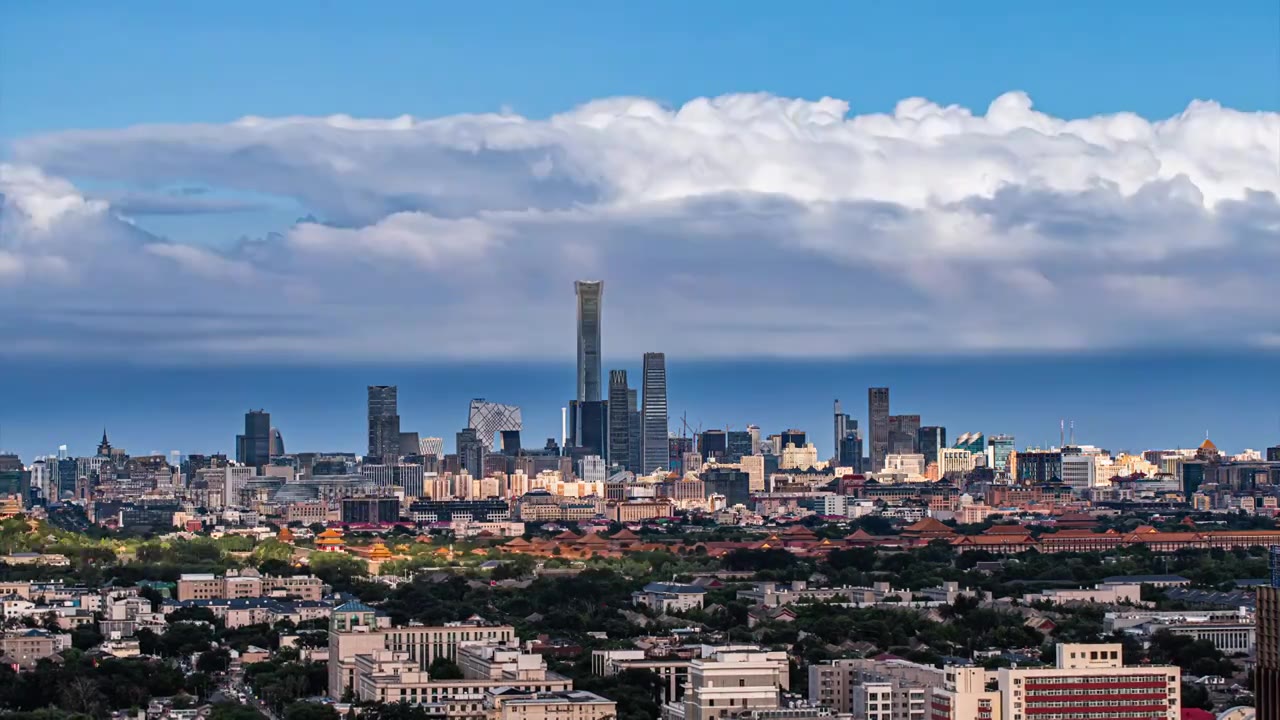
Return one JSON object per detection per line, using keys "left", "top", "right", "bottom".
{"left": 997, "top": 644, "right": 1179, "bottom": 720}
{"left": 327, "top": 601, "right": 516, "bottom": 697}
{"left": 0, "top": 628, "right": 70, "bottom": 669}
{"left": 176, "top": 569, "right": 324, "bottom": 602}
{"left": 808, "top": 657, "right": 937, "bottom": 720}
{"left": 662, "top": 648, "right": 790, "bottom": 720}
{"left": 485, "top": 689, "right": 616, "bottom": 720}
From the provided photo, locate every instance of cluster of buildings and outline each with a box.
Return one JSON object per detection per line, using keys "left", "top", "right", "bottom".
{"left": 326, "top": 603, "right": 616, "bottom": 720}
{"left": 3, "top": 281, "right": 1277, "bottom": 539}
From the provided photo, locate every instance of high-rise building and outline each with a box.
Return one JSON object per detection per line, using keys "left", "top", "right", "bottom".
{"left": 746, "top": 425, "right": 761, "bottom": 455}
{"left": 868, "top": 387, "right": 890, "bottom": 472}
{"left": 953, "top": 431, "right": 985, "bottom": 455}
{"left": 467, "top": 399, "right": 523, "bottom": 451}
{"left": 668, "top": 436, "right": 693, "bottom": 475}
{"left": 269, "top": 427, "right": 285, "bottom": 457}
{"left": 838, "top": 432, "right": 863, "bottom": 473}
{"left": 607, "top": 371, "right": 632, "bottom": 469}
{"left": 725, "top": 431, "right": 752, "bottom": 462}
{"left": 627, "top": 389, "right": 643, "bottom": 473}
{"left": 1258, "top": 547, "right": 1280, "bottom": 718}
{"left": 236, "top": 409, "right": 270, "bottom": 469}
{"left": 834, "top": 400, "right": 855, "bottom": 465}
{"left": 641, "top": 352, "right": 668, "bottom": 474}
{"left": 918, "top": 426, "right": 946, "bottom": 467}
{"left": 455, "top": 428, "right": 484, "bottom": 478}
{"left": 418, "top": 437, "right": 444, "bottom": 458}
{"left": 988, "top": 434, "right": 1015, "bottom": 474}
{"left": 888, "top": 414, "right": 920, "bottom": 455}
{"left": 367, "top": 386, "right": 400, "bottom": 462}
{"left": 1268, "top": 445, "right": 1280, "bottom": 462}
{"left": 780, "top": 429, "right": 806, "bottom": 451}
{"left": 698, "top": 430, "right": 728, "bottom": 461}
{"left": 568, "top": 400, "right": 608, "bottom": 459}
{"left": 575, "top": 280, "right": 603, "bottom": 403}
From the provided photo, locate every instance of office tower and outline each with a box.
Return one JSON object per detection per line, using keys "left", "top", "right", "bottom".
{"left": 1268, "top": 445, "right": 1280, "bottom": 462}
{"left": 456, "top": 428, "right": 483, "bottom": 478}
{"left": 468, "top": 399, "right": 523, "bottom": 451}
{"left": 1259, "top": 548, "right": 1280, "bottom": 718}
{"left": 668, "top": 436, "right": 693, "bottom": 476}
{"left": 418, "top": 437, "right": 444, "bottom": 458}
{"left": 270, "top": 428, "right": 285, "bottom": 457}
{"left": 868, "top": 387, "right": 890, "bottom": 472}
{"left": 56, "top": 457, "right": 77, "bottom": 499}
{"left": 838, "top": 432, "right": 863, "bottom": 473}
{"left": 988, "top": 434, "right": 1015, "bottom": 474}
{"left": 780, "top": 429, "right": 806, "bottom": 450}
{"left": 726, "top": 431, "right": 752, "bottom": 462}
{"left": 641, "top": 352, "right": 668, "bottom": 474}
{"left": 500, "top": 430, "right": 521, "bottom": 455}
{"left": 747, "top": 425, "right": 761, "bottom": 455}
{"left": 367, "top": 385, "right": 401, "bottom": 462}
{"left": 834, "top": 400, "right": 853, "bottom": 463}
{"left": 918, "top": 426, "right": 946, "bottom": 467}
{"left": 568, "top": 400, "right": 608, "bottom": 459}
{"left": 236, "top": 409, "right": 270, "bottom": 469}
{"left": 398, "top": 432, "right": 420, "bottom": 458}
{"left": 698, "top": 430, "right": 728, "bottom": 461}
{"left": 888, "top": 415, "right": 920, "bottom": 455}
{"left": 627, "top": 390, "right": 643, "bottom": 473}
{"left": 575, "top": 280, "right": 603, "bottom": 403}
{"left": 953, "top": 431, "right": 985, "bottom": 455}
{"left": 607, "top": 370, "right": 632, "bottom": 468}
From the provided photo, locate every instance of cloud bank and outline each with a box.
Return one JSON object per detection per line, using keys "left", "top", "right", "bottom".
{"left": 2, "top": 92, "right": 1278, "bottom": 361}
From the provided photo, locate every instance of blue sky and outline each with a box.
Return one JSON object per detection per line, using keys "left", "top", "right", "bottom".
{"left": 2, "top": 1, "right": 1277, "bottom": 140}
{"left": 1, "top": 3, "right": 1278, "bottom": 462}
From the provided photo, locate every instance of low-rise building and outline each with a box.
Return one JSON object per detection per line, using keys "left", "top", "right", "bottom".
{"left": 632, "top": 583, "right": 706, "bottom": 613}
{"left": 0, "top": 628, "right": 70, "bottom": 669}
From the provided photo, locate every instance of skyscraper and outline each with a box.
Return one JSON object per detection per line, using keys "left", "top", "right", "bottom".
{"left": 456, "top": 428, "right": 483, "bottom": 478}
{"left": 834, "top": 400, "right": 849, "bottom": 464}
{"left": 918, "top": 426, "right": 947, "bottom": 467}
{"left": 269, "top": 427, "right": 285, "bottom": 457}
{"left": 607, "top": 370, "right": 632, "bottom": 469}
{"left": 868, "top": 387, "right": 890, "bottom": 472}
{"left": 236, "top": 409, "right": 270, "bottom": 469}
{"left": 467, "top": 399, "right": 523, "bottom": 451}
{"left": 988, "top": 434, "right": 1015, "bottom": 474}
{"left": 627, "top": 389, "right": 643, "bottom": 473}
{"left": 888, "top": 414, "right": 921, "bottom": 455}
{"left": 575, "top": 280, "right": 603, "bottom": 403}
{"left": 367, "top": 385, "right": 401, "bottom": 462}
{"left": 641, "top": 352, "right": 668, "bottom": 474}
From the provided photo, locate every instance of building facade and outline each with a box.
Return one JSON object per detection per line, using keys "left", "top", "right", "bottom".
{"left": 642, "top": 352, "right": 669, "bottom": 474}
{"left": 575, "top": 280, "right": 603, "bottom": 403}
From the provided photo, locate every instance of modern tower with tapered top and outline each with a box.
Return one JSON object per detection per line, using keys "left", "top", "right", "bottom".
{"left": 575, "top": 281, "right": 603, "bottom": 403}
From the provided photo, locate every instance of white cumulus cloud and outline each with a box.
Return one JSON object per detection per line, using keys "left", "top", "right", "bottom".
{"left": 1, "top": 91, "right": 1277, "bottom": 361}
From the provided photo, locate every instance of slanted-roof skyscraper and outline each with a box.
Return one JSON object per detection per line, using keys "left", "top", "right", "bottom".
{"left": 641, "top": 352, "right": 668, "bottom": 474}
{"left": 367, "top": 385, "right": 400, "bottom": 462}
{"left": 575, "top": 281, "right": 603, "bottom": 403}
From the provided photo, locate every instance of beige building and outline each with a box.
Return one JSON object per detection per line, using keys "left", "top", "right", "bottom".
{"left": 327, "top": 602, "right": 517, "bottom": 698}
{"left": 808, "top": 657, "right": 940, "bottom": 720}
{"left": 177, "top": 569, "right": 324, "bottom": 602}
{"left": 997, "top": 644, "right": 1178, "bottom": 720}
{"left": 0, "top": 628, "right": 70, "bottom": 669}
{"left": 486, "top": 690, "right": 615, "bottom": 720}
{"left": 610, "top": 500, "right": 674, "bottom": 523}
{"left": 663, "top": 648, "right": 789, "bottom": 720}
{"left": 928, "top": 666, "right": 1001, "bottom": 720}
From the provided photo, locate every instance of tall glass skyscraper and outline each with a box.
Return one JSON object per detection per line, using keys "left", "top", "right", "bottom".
{"left": 575, "top": 280, "right": 603, "bottom": 403}
{"left": 868, "top": 387, "right": 890, "bottom": 471}
{"left": 237, "top": 409, "right": 270, "bottom": 468}
{"left": 641, "top": 352, "right": 668, "bottom": 474}
{"left": 607, "top": 370, "right": 632, "bottom": 469}
{"left": 367, "top": 385, "right": 400, "bottom": 461}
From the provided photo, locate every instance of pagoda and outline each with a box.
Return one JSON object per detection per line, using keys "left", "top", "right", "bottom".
{"left": 314, "top": 527, "right": 346, "bottom": 552}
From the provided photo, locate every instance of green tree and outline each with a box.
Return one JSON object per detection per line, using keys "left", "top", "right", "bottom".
{"left": 427, "top": 656, "right": 463, "bottom": 680}
{"left": 284, "top": 703, "right": 340, "bottom": 720}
